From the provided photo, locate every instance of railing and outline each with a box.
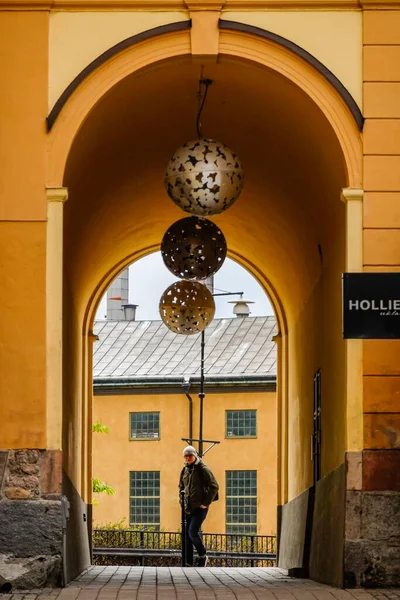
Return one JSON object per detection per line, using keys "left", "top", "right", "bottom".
{"left": 92, "top": 529, "right": 277, "bottom": 567}
{"left": 93, "top": 530, "right": 182, "bottom": 550}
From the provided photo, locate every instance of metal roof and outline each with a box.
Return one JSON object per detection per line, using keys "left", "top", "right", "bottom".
{"left": 93, "top": 316, "right": 277, "bottom": 382}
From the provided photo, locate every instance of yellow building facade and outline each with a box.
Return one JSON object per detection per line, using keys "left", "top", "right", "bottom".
{"left": 0, "top": 0, "right": 400, "bottom": 589}
{"left": 92, "top": 390, "right": 277, "bottom": 535}
{"left": 92, "top": 314, "right": 277, "bottom": 535}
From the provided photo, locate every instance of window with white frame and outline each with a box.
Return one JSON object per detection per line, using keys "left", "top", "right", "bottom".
{"left": 130, "top": 412, "right": 160, "bottom": 440}
{"left": 226, "top": 410, "right": 257, "bottom": 438}
{"left": 129, "top": 471, "right": 160, "bottom": 529}
{"left": 226, "top": 470, "right": 257, "bottom": 534}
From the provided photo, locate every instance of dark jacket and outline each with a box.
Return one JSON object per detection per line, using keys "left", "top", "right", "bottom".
{"left": 179, "top": 458, "right": 219, "bottom": 514}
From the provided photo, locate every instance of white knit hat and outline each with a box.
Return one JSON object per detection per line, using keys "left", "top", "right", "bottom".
{"left": 183, "top": 445, "right": 198, "bottom": 457}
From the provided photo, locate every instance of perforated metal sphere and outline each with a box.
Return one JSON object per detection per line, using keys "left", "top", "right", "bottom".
{"left": 164, "top": 139, "right": 244, "bottom": 216}
{"left": 161, "top": 216, "right": 227, "bottom": 280}
{"left": 159, "top": 280, "right": 215, "bottom": 335}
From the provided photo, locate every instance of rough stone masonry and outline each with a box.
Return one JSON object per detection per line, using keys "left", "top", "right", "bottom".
{"left": 0, "top": 449, "right": 63, "bottom": 589}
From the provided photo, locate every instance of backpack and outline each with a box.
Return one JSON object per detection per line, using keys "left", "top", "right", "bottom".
{"left": 197, "top": 461, "right": 219, "bottom": 502}
{"left": 180, "top": 462, "right": 219, "bottom": 502}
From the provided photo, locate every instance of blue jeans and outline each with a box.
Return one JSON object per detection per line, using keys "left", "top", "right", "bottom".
{"left": 184, "top": 507, "right": 208, "bottom": 566}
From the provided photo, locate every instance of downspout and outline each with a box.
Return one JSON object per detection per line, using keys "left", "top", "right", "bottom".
{"left": 185, "top": 393, "right": 193, "bottom": 442}
{"left": 182, "top": 379, "right": 193, "bottom": 443}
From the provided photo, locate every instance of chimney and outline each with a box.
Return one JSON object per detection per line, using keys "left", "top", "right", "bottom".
{"left": 122, "top": 304, "right": 138, "bottom": 321}
{"left": 106, "top": 269, "right": 129, "bottom": 320}
{"left": 204, "top": 275, "right": 214, "bottom": 294}
{"left": 228, "top": 299, "right": 254, "bottom": 318}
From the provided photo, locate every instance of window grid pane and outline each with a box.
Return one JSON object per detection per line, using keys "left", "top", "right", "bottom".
{"left": 130, "top": 471, "right": 160, "bottom": 529}
{"left": 130, "top": 412, "right": 160, "bottom": 439}
{"left": 226, "top": 410, "right": 256, "bottom": 437}
{"left": 226, "top": 470, "right": 257, "bottom": 534}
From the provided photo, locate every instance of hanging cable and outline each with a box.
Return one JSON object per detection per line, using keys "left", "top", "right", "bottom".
{"left": 196, "top": 76, "right": 213, "bottom": 139}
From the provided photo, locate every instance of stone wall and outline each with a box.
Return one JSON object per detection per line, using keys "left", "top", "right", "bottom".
{"left": 0, "top": 449, "right": 63, "bottom": 588}
{"left": 344, "top": 450, "right": 400, "bottom": 587}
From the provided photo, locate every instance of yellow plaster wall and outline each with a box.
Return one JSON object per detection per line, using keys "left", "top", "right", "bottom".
{"left": 48, "top": 9, "right": 362, "bottom": 114}
{"left": 0, "top": 12, "right": 48, "bottom": 449}
{"left": 0, "top": 223, "right": 47, "bottom": 449}
{"left": 92, "top": 391, "right": 277, "bottom": 535}
{"left": 362, "top": 10, "right": 400, "bottom": 452}
{"left": 287, "top": 227, "right": 346, "bottom": 499}
{"left": 319, "top": 232, "right": 346, "bottom": 473}
{"left": 48, "top": 10, "right": 188, "bottom": 110}
{"left": 287, "top": 291, "right": 319, "bottom": 498}
{"left": 222, "top": 10, "right": 362, "bottom": 108}
{"left": 63, "top": 276, "right": 84, "bottom": 491}
{"left": 0, "top": 11, "right": 48, "bottom": 221}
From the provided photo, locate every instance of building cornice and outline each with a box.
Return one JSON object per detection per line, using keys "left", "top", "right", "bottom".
{"left": 0, "top": 0, "right": 393, "bottom": 10}
{"left": 359, "top": 0, "right": 400, "bottom": 7}
{"left": 93, "top": 375, "right": 277, "bottom": 395}
{"left": 2, "top": 0, "right": 400, "bottom": 10}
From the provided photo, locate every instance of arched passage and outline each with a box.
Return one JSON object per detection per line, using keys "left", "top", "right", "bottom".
{"left": 54, "top": 25, "right": 363, "bottom": 585}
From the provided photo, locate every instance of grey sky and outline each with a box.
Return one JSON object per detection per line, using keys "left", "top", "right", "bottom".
{"left": 95, "top": 252, "right": 274, "bottom": 321}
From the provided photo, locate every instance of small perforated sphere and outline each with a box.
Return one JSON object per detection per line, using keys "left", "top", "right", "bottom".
{"left": 161, "top": 216, "right": 227, "bottom": 280}
{"left": 164, "top": 139, "right": 244, "bottom": 216}
{"left": 159, "top": 280, "right": 215, "bottom": 335}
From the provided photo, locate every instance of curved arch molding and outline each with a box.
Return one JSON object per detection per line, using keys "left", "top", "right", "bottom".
{"left": 47, "top": 18, "right": 363, "bottom": 133}
{"left": 219, "top": 20, "right": 363, "bottom": 132}
{"left": 46, "top": 20, "right": 192, "bottom": 131}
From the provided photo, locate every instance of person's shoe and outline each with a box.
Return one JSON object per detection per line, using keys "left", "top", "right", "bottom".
{"left": 196, "top": 554, "right": 208, "bottom": 567}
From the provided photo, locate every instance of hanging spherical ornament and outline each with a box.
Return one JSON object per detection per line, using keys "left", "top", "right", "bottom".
{"left": 161, "top": 216, "right": 227, "bottom": 280}
{"left": 164, "top": 139, "right": 244, "bottom": 216}
{"left": 159, "top": 280, "right": 215, "bottom": 335}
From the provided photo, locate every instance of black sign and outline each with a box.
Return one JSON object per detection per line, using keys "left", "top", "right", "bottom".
{"left": 343, "top": 273, "right": 400, "bottom": 339}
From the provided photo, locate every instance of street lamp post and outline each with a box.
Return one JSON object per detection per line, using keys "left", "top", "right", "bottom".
{"left": 182, "top": 291, "right": 245, "bottom": 457}
{"left": 198, "top": 329, "right": 206, "bottom": 457}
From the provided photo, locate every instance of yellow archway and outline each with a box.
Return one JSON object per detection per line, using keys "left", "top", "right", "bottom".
{"left": 53, "top": 22, "right": 363, "bottom": 585}
{"left": 47, "top": 26, "right": 362, "bottom": 188}
{"left": 82, "top": 245, "right": 288, "bottom": 502}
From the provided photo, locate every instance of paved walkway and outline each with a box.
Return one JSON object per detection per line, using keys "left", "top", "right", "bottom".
{"left": 4, "top": 567, "right": 400, "bottom": 600}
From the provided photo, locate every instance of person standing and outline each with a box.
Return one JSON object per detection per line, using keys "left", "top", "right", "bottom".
{"left": 179, "top": 445, "right": 219, "bottom": 567}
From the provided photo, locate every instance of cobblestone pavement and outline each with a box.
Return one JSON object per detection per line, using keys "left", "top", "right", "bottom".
{"left": 3, "top": 567, "right": 400, "bottom": 600}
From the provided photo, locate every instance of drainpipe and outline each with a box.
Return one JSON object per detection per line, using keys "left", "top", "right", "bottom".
{"left": 182, "top": 379, "right": 193, "bottom": 443}
{"left": 199, "top": 330, "right": 205, "bottom": 457}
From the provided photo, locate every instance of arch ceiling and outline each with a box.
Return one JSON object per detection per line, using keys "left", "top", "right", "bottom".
{"left": 63, "top": 54, "right": 348, "bottom": 325}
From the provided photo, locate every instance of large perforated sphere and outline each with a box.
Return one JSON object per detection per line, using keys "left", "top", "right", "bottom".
{"left": 164, "top": 139, "right": 244, "bottom": 216}
{"left": 161, "top": 216, "right": 227, "bottom": 280}
{"left": 159, "top": 280, "right": 215, "bottom": 335}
